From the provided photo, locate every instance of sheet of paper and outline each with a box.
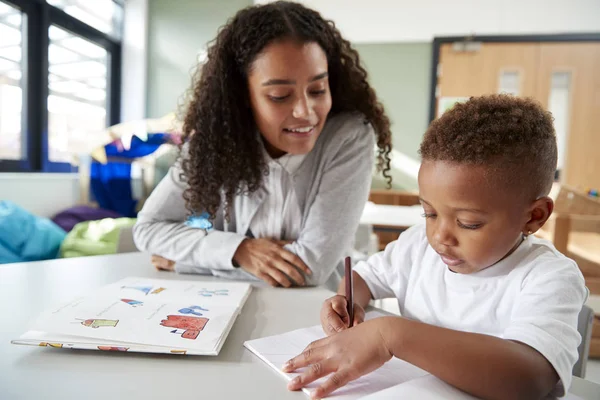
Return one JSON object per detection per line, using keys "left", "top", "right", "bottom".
{"left": 360, "top": 375, "right": 478, "bottom": 399}
{"left": 244, "top": 311, "right": 429, "bottom": 399}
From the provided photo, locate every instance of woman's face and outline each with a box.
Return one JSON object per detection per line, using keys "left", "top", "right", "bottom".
{"left": 247, "top": 39, "right": 332, "bottom": 158}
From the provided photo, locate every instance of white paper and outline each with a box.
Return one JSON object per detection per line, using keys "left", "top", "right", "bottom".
{"left": 244, "top": 311, "right": 429, "bottom": 399}
{"left": 361, "top": 375, "right": 478, "bottom": 399}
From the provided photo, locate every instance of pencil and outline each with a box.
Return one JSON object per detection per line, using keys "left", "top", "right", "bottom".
{"left": 345, "top": 256, "right": 354, "bottom": 327}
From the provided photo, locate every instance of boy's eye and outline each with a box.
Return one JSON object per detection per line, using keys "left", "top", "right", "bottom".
{"left": 310, "top": 90, "right": 327, "bottom": 96}
{"left": 457, "top": 220, "right": 483, "bottom": 230}
{"left": 421, "top": 212, "right": 437, "bottom": 219}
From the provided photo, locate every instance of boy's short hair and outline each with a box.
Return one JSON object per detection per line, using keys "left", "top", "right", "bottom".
{"left": 419, "top": 95, "right": 557, "bottom": 200}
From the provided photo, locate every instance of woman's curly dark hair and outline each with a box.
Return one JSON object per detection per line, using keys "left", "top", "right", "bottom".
{"left": 181, "top": 1, "right": 392, "bottom": 219}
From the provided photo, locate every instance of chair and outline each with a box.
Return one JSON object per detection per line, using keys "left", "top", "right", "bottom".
{"left": 537, "top": 184, "right": 600, "bottom": 295}
{"left": 574, "top": 304, "right": 594, "bottom": 378}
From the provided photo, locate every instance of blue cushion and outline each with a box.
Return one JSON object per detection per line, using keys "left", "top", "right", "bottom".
{"left": 0, "top": 200, "right": 67, "bottom": 264}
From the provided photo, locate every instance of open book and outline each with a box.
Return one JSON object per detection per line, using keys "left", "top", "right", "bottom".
{"left": 12, "top": 277, "right": 252, "bottom": 356}
{"left": 244, "top": 311, "right": 480, "bottom": 399}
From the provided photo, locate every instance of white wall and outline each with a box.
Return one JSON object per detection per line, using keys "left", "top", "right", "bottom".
{"left": 255, "top": 0, "right": 600, "bottom": 43}
{"left": 121, "top": 0, "right": 148, "bottom": 121}
{"left": 0, "top": 174, "right": 80, "bottom": 218}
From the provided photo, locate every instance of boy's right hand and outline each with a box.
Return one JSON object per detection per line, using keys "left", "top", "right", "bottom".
{"left": 321, "top": 295, "right": 365, "bottom": 336}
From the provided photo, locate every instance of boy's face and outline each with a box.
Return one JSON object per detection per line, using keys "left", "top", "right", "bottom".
{"left": 418, "top": 160, "right": 530, "bottom": 274}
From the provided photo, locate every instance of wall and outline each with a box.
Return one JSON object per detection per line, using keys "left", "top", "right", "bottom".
{"left": 121, "top": 0, "right": 148, "bottom": 122}
{"left": 255, "top": 0, "right": 600, "bottom": 43}
{"left": 355, "top": 43, "right": 431, "bottom": 189}
{"left": 146, "top": 0, "right": 253, "bottom": 118}
{"left": 0, "top": 174, "right": 80, "bottom": 218}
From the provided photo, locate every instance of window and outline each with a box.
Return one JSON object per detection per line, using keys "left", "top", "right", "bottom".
{"left": 47, "top": 0, "right": 122, "bottom": 38}
{"left": 0, "top": 0, "right": 122, "bottom": 172}
{"left": 48, "top": 25, "right": 108, "bottom": 163}
{"left": 0, "top": 2, "right": 24, "bottom": 161}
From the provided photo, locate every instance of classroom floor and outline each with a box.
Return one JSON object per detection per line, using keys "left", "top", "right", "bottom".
{"left": 374, "top": 299, "right": 600, "bottom": 384}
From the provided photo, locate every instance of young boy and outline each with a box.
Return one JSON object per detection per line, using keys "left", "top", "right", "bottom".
{"left": 283, "top": 95, "right": 587, "bottom": 400}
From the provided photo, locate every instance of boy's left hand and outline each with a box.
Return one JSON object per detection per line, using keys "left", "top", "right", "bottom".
{"left": 282, "top": 318, "right": 393, "bottom": 399}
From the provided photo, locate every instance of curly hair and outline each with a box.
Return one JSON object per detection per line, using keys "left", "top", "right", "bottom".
{"left": 419, "top": 95, "right": 557, "bottom": 199}
{"left": 180, "top": 1, "right": 392, "bottom": 219}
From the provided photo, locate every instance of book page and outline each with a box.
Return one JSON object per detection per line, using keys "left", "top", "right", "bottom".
{"left": 20, "top": 278, "right": 251, "bottom": 354}
{"left": 244, "top": 312, "right": 429, "bottom": 399}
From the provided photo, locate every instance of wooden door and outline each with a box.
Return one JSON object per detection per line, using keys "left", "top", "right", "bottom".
{"left": 534, "top": 43, "right": 600, "bottom": 191}
{"left": 435, "top": 41, "right": 600, "bottom": 191}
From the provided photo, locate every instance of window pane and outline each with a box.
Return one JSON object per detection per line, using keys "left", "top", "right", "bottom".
{"left": 48, "top": 26, "right": 108, "bottom": 163}
{"left": 47, "top": 0, "right": 122, "bottom": 38}
{"left": 498, "top": 70, "right": 520, "bottom": 96}
{"left": 0, "top": 1, "right": 23, "bottom": 160}
{"left": 548, "top": 72, "right": 572, "bottom": 172}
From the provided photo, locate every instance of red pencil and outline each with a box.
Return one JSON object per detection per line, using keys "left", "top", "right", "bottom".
{"left": 344, "top": 256, "right": 354, "bottom": 327}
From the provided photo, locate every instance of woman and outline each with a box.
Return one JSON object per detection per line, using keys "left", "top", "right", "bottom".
{"left": 133, "top": 1, "right": 392, "bottom": 289}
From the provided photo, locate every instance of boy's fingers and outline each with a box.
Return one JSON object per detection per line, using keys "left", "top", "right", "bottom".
{"left": 312, "top": 369, "right": 352, "bottom": 399}
{"left": 353, "top": 307, "right": 366, "bottom": 326}
{"left": 325, "top": 310, "right": 348, "bottom": 333}
{"left": 282, "top": 340, "right": 327, "bottom": 372}
{"left": 287, "top": 358, "right": 337, "bottom": 391}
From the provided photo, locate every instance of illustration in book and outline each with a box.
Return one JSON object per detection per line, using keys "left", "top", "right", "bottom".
{"left": 121, "top": 299, "right": 143, "bottom": 307}
{"left": 78, "top": 318, "right": 119, "bottom": 328}
{"left": 161, "top": 315, "right": 209, "bottom": 340}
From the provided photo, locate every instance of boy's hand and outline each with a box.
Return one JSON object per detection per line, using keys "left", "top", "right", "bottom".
{"left": 321, "top": 295, "right": 365, "bottom": 335}
{"left": 284, "top": 318, "right": 393, "bottom": 399}
{"left": 151, "top": 255, "right": 175, "bottom": 271}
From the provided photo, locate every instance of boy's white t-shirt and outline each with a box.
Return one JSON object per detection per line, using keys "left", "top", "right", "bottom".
{"left": 354, "top": 223, "right": 587, "bottom": 397}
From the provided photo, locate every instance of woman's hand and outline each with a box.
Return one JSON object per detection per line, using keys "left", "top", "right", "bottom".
{"left": 321, "top": 295, "right": 365, "bottom": 336}
{"left": 151, "top": 255, "right": 175, "bottom": 271}
{"left": 283, "top": 318, "right": 393, "bottom": 399}
{"left": 233, "top": 238, "right": 312, "bottom": 287}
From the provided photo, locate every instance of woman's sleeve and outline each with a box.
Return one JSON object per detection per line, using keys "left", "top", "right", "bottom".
{"left": 286, "top": 118, "right": 375, "bottom": 286}
{"left": 132, "top": 162, "right": 247, "bottom": 272}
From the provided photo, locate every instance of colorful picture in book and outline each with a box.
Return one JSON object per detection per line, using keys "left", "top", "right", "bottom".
{"left": 121, "top": 299, "right": 143, "bottom": 307}
{"left": 79, "top": 318, "right": 119, "bottom": 328}
{"left": 178, "top": 305, "right": 209, "bottom": 316}
{"left": 98, "top": 346, "right": 129, "bottom": 352}
{"left": 198, "top": 288, "right": 229, "bottom": 297}
{"left": 160, "top": 315, "right": 208, "bottom": 340}
{"left": 151, "top": 287, "right": 166, "bottom": 295}
{"left": 39, "top": 342, "right": 63, "bottom": 348}
{"left": 122, "top": 285, "right": 153, "bottom": 295}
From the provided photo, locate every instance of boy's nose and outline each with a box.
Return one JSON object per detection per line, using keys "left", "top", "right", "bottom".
{"left": 433, "top": 224, "right": 458, "bottom": 247}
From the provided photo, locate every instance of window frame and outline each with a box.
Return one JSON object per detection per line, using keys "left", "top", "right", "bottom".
{"left": 0, "top": 0, "right": 122, "bottom": 172}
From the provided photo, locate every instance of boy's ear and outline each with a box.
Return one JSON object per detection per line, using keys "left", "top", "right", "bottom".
{"left": 524, "top": 196, "right": 554, "bottom": 235}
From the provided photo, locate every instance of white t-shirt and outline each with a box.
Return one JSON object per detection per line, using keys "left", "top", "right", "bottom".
{"left": 249, "top": 151, "right": 305, "bottom": 241}
{"left": 354, "top": 223, "right": 587, "bottom": 397}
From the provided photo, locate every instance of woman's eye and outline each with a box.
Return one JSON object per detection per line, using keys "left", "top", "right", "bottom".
{"left": 268, "top": 95, "right": 289, "bottom": 102}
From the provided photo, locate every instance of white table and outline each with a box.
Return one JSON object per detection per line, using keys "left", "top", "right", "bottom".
{"left": 1, "top": 252, "right": 599, "bottom": 400}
